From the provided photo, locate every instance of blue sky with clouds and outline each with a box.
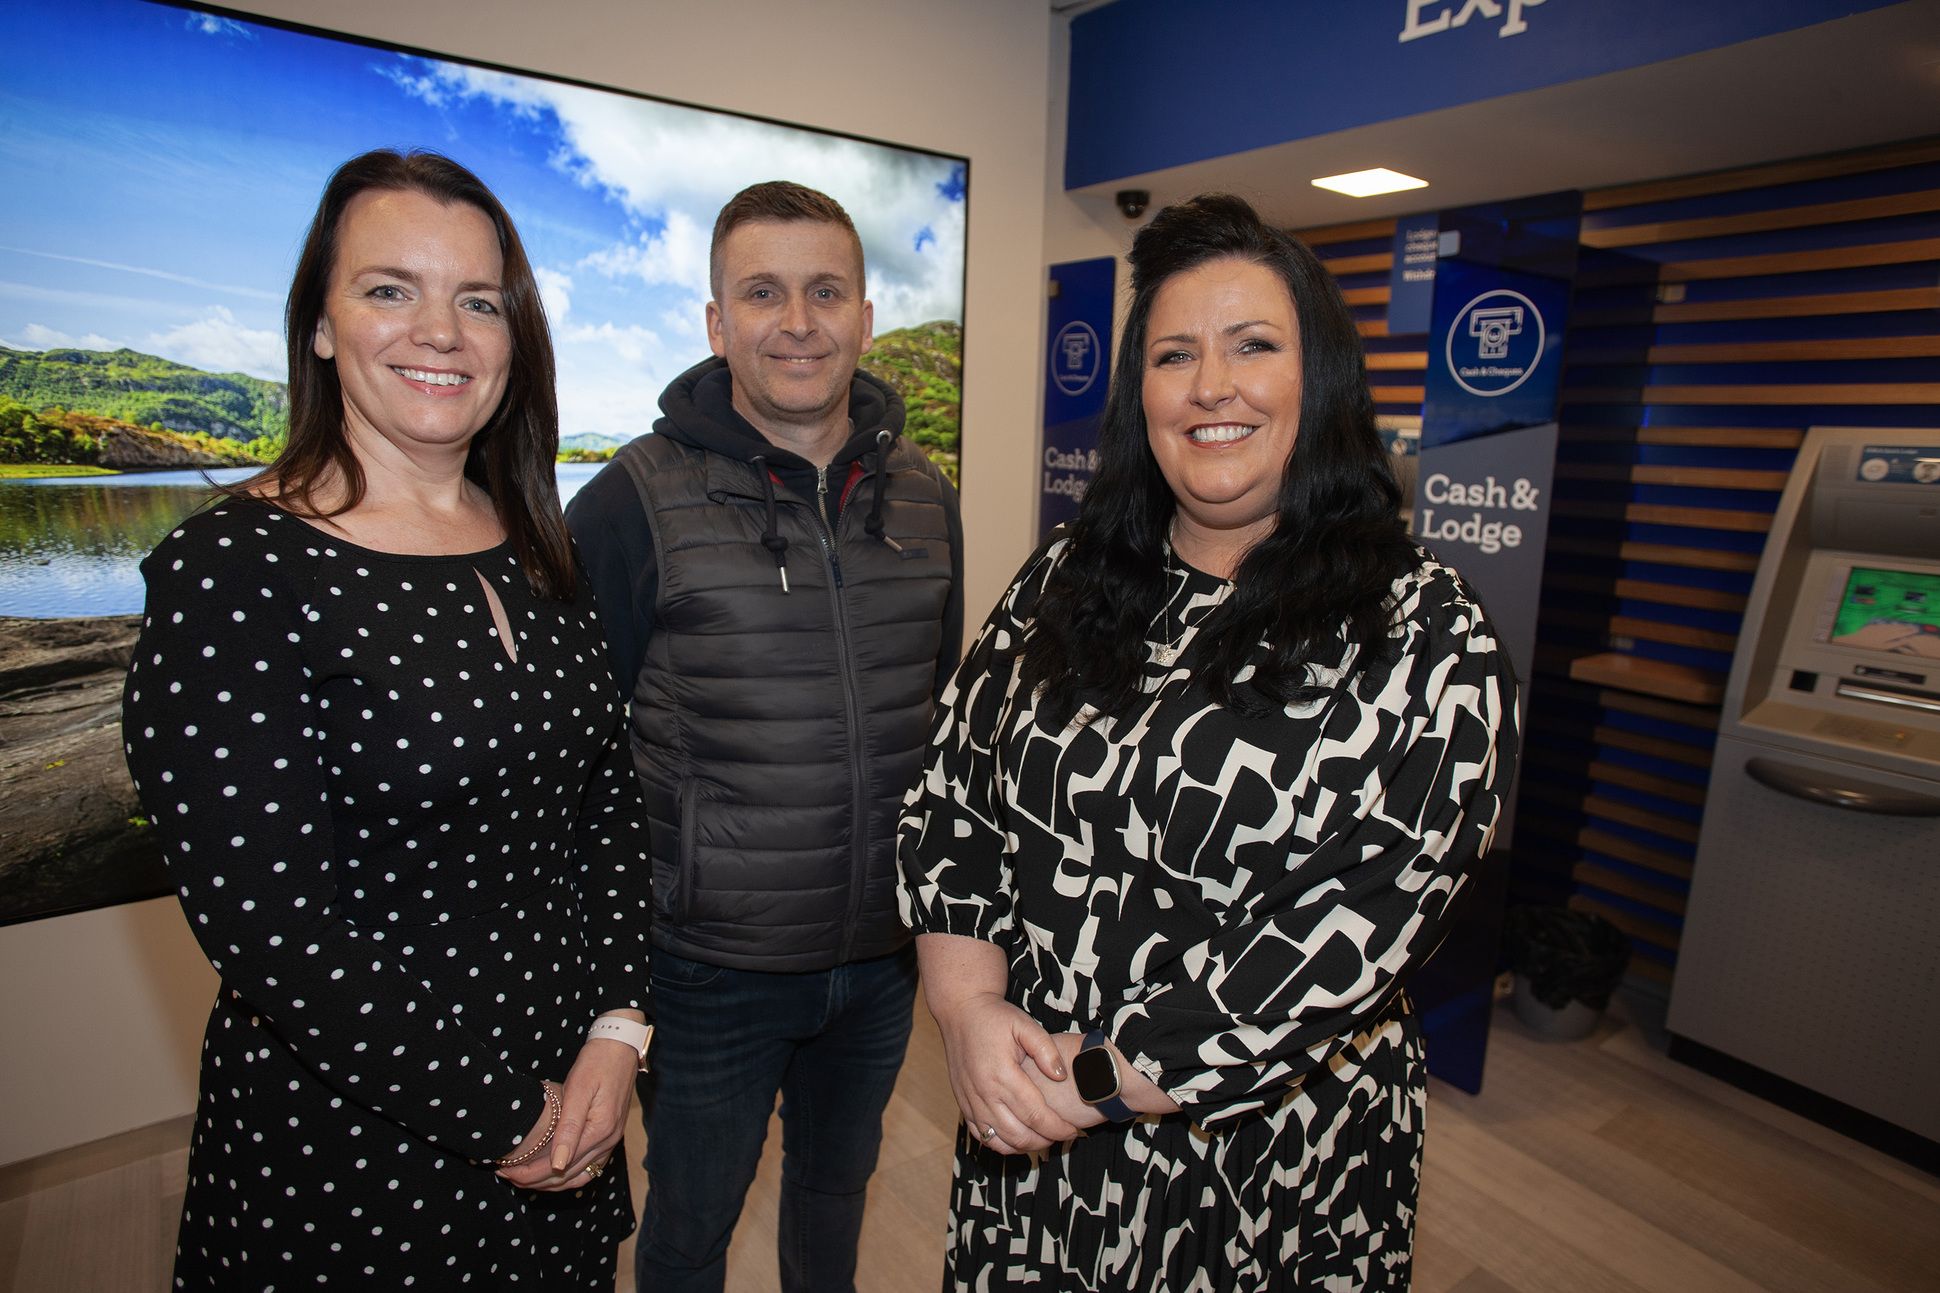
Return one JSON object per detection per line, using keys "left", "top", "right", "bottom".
{"left": 0, "top": 0, "right": 967, "bottom": 441}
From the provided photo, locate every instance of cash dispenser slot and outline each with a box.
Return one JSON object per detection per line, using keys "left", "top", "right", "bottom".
{"left": 1835, "top": 679, "right": 1940, "bottom": 715}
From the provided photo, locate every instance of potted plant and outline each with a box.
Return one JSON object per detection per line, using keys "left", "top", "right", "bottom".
{"left": 1501, "top": 905, "right": 1631, "bottom": 1040}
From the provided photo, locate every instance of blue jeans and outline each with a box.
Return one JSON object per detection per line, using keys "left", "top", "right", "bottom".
{"left": 633, "top": 945, "right": 918, "bottom": 1293}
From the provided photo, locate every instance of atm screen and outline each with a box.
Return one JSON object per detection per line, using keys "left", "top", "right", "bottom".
{"left": 1827, "top": 566, "right": 1940, "bottom": 658}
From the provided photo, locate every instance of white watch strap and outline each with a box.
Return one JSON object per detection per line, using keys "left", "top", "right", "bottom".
{"left": 587, "top": 1015, "right": 653, "bottom": 1069}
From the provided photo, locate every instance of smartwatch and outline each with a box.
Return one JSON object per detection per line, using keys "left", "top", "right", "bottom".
{"left": 587, "top": 1016, "right": 655, "bottom": 1072}
{"left": 1072, "top": 1029, "right": 1137, "bottom": 1122}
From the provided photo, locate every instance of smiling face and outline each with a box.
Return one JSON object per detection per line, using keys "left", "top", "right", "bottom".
{"left": 706, "top": 218, "right": 873, "bottom": 444}
{"left": 1141, "top": 256, "right": 1303, "bottom": 569}
{"left": 312, "top": 187, "right": 511, "bottom": 465}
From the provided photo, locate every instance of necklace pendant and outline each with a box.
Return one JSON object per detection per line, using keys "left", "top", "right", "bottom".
{"left": 1152, "top": 643, "right": 1179, "bottom": 666}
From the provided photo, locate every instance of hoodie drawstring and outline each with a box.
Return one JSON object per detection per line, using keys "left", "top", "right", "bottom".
{"left": 864, "top": 429, "right": 904, "bottom": 555}
{"left": 749, "top": 454, "right": 791, "bottom": 593}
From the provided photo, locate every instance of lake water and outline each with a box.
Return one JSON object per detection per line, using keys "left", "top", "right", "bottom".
{"left": 0, "top": 463, "right": 607, "bottom": 618}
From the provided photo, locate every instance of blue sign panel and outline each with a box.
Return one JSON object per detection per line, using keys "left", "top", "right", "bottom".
{"left": 1410, "top": 191, "right": 1581, "bottom": 1096}
{"left": 1388, "top": 213, "right": 1439, "bottom": 336}
{"left": 1040, "top": 257, "right": 1115, "bottom": 539}
{"left": 1067, "top": 0, "right": 1901, "bottom": 187}
{"left": 1421, "top": 192, "right": 1582, "bottom": 448}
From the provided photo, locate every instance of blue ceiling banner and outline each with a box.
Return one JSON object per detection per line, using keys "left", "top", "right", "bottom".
{"left": 1040, "top": 257, "right": 1116, "bottom": 540}
{"left": 1067, "top": 0, "right": 1901, "bottom": 187}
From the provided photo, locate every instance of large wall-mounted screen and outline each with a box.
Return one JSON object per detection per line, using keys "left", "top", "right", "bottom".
{"left": 0, "top": 0, "right": 968, "bottom": 925}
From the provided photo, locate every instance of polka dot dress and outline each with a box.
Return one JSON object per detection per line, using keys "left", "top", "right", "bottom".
{"left": 122, "top": 501, "right": 653, "bottom": 1289}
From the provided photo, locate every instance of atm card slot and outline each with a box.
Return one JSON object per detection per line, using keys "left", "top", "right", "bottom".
{"left": 1835, "top": 679, "right": 1940, "bottom": 715}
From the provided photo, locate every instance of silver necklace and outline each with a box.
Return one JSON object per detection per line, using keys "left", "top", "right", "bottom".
{"left": 1153, "top": 527, "right": 1236, "bottom": 667}
{"left": 1153, "top": 607, "right": 1183, "bottom": 667}
{"left": 1153, "top": 535, "right": 1185, "bottom": 666}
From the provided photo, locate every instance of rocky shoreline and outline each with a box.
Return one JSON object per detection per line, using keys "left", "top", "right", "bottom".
{"left": 0, "top": 614, "right": 167, "bottom": 924}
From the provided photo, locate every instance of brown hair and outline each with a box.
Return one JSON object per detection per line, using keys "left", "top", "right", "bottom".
{"left": 709, "top": 180, "right": 865, "bottom": 298}
{"left": 247, "top": 149, "right": 574, "bottom": 600}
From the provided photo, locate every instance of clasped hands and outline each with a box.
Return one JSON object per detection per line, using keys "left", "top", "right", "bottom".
{"left": 936, "top": 990, "right": 1175, "bottom": 1156}
{"left": 494, "top": 1032, "right": 643, "bottom": 1191}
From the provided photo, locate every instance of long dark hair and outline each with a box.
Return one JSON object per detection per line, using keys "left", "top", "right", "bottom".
{"left": 243, "top": 149, "right": 573, "bottom": 600}
{"left": 1019, "top": 193, "right": 1415, "bottom": 723}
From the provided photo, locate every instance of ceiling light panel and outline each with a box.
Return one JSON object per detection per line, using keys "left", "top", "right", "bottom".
{"left": 1311, "top": 168, "right": 1430, "bottom": 197}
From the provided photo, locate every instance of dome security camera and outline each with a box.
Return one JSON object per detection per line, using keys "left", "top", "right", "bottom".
{"left": 1115, "top": 189, "right": 1150, "bottom": 220}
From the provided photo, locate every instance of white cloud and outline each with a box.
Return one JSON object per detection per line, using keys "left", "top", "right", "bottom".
{"left": 562, "top": 320, "right": 664, "bottom": 367}
{"left": 4, "top": 310, "right": 282, "bottom": 381}
{"left": 387, "top": 59, "right": 965, "bottom": 332}
{"left": 144, "top": 307, "right": 284, "bottom": 380}
{"left": 534, "top": 266, "right": 573, "bottom": 325}
{"left": 7, "top": 323, "right": 119, "bottom": 351}
{"left": 186, "top": 13, "right": 253, "bottom": 38}
{"left": 658, "top": 307, "right": 703, "bottom": 342}
{"left": 582, "top": 209, "right": 711, "bottom": 296}
{"left": 554, "top": 320, "right": 683, "bottom": 442}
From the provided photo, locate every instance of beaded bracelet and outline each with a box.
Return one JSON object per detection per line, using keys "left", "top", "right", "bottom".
{"left": 493, "top": 1079, "right": 563, "bottom": 1168}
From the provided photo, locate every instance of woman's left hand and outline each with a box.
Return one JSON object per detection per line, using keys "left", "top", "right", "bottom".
{"left": 495, "top": 1032, "right": 640, "bottom": 1191}
{"left": 1026, "top": 1031, "right": 1183, "bottom": 1125}
{"left": 1022, "top": 1034, "right": 1105, "bottom": 1131}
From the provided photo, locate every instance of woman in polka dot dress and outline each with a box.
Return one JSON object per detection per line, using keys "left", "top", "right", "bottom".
{"left": 121, "top": 150, "right": 653, "bottom": 1289}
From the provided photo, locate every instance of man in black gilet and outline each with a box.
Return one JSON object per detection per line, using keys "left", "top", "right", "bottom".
{"left": 567, "top": 181, "right": 963, "bottom": 1293}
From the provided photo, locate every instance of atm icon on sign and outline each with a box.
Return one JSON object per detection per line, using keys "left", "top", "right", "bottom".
{"left": 1052, "top": 321, "right": 1102, "bottom": 396}
{"left": 1468, "top": 306, "right": 1524, "bottom": 359}
{"left": 1445, "top": 288, "right": 1546, "bottom": 398}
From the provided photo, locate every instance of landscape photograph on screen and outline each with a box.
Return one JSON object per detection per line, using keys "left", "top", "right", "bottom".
{"left": 0, "top": 0, "right": 969, "bottom": 924}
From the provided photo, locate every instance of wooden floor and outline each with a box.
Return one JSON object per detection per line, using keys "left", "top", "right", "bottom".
{"left": 4, "top": 996, "right": 1935, "bottom": 1292}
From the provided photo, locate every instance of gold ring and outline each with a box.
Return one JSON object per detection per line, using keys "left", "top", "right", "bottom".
{"left": 585, "top": 1160, "right": 606, "bottom": 1179}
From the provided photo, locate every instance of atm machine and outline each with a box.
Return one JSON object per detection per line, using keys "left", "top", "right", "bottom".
{"left": 1669, "top": 427, "right": 1940, "bottom": 1153}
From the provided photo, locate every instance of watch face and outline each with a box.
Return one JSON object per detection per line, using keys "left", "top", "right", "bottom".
{"left": 1072, "top": 1044, "right": 1120, "bottom": 1104}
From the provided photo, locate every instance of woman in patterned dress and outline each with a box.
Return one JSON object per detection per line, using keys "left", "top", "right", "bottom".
{"left": 898, "top": 194, "right": 1519, "bottom": 1291}
{"left": 122, "top": 150, "right": 652, "bottom": 1288}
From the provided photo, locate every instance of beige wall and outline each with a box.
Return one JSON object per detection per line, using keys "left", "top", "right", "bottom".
{"left": 0, "top": 0, "right": 1054, "bottom": 1168}
{"left": 0, "top": 899, "right": 217, "bottom": 1164}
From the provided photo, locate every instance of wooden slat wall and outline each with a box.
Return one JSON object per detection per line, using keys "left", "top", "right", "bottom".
{"left": 1297, "top": 137, "right": 1940, "bottom": 991}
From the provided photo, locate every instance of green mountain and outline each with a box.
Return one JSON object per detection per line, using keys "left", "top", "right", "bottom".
{"left": 0, "top": 345, "right": 288, "bottom": 442}
{"left": 862, "top": 320, "right": 960, "bottom": 483}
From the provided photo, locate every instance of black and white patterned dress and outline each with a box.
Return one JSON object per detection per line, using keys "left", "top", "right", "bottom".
{"left": 121, "top": 500, "right": 653, "bottom": 1289}
{"left": 898, "top": 538, "right": 1517, "bottom": 1292}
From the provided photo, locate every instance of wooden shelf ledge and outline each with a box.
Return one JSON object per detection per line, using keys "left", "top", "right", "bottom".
{"left": 1569, "top": 652, "right": 1727, "bottom": 705}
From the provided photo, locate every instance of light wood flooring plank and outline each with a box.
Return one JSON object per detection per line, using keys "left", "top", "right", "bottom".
{"left": 1433, "top": 1024, "right": 1904, "bottom": 1293}
{"left": 1416, "top": 1151, "right": 1660, "bottom": 1293}
{"left": 1427, "top": 1101, "right": 1768, "bottom": 1293}
{"left": 1593, "top": 1018, "right": 1940, "bottom": 1209}
{"left": 6, "top": 1156, "right": 170, "bottom": 1293}
{"left": 1408, "top": 1218, "right": 1481, "bottom": 1293}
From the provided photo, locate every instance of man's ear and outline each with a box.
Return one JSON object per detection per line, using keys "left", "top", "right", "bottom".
{"left": 705, "top": 300, "right": 726, "bottom": 359}
{"left": 860, "top": 298, "right": 874, "bottom": 355}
